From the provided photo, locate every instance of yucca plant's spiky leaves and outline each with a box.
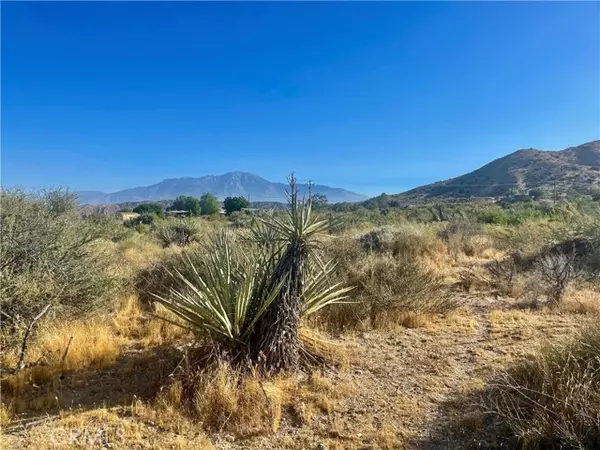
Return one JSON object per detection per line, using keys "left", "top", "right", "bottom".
{"left": 302, "top": 261, "right": 355, "bottom": 316}
{"left": 151, "top": 231, "right": 285, "bottom": 355}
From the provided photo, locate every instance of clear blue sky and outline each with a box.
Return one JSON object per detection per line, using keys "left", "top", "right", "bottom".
{"left": 2, "top": 2, "right": 599, "bottom": 196}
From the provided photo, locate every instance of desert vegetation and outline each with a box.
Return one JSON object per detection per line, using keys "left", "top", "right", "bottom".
{"left": 1, "top": 182, "right": 599, "bottom": 449}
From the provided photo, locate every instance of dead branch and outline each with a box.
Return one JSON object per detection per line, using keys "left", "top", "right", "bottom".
{"left": 0, "top": 304, "right": 51, "bottom": 374}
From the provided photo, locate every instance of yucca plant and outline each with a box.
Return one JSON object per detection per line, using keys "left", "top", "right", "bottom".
{"left": 155, "top": 219, "right": 202, "bottom": 247}
{"left": 153, "top": 176, "right": 351, "bottom": 372}
{"left": 249, "top": 175, "right": 336, "bottom": 372}
{"left": 152, "top": 232, "right": 283, "bottom": 360}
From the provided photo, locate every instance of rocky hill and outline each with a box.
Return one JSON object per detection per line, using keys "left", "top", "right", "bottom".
{"left": 388, "top": 140, "right": 600, "bottom": 203}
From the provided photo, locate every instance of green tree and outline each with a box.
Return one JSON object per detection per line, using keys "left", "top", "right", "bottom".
{"left": 311, "top": 193, "right": 328, "bottom": 210}
{"left": 199, "top": 193, "right": 221, "bottom": 216}
{"left": 133, "top": 202, "right": 164, "bottom": 216}
{"left": 223, "top": 196, "right": 249, "bottom": 215}
{"left": 171, "top": 195, "right": 202, "bottom": 216}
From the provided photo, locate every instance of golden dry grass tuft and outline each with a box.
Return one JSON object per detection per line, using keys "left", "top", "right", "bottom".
{"left": 1, "top": 407, "right": 215, "bottom": 450}
{"left": 1, "top": 320, "right": 124, "bottom": 399}
{"left": 159, "top": 362, "right": 354, "bottom": 438}
{"left": 483, "top": 326, "right": 600, "bottom": 449}
{"left": 562, "top": 286, "right": 600, "bottom": 316}
{"left": 112, "top": 295, "right": 191, "bottom": 347}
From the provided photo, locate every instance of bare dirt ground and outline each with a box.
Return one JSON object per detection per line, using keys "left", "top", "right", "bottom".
{"left": 1, "top": 293, "right": 594, "bottom": 450}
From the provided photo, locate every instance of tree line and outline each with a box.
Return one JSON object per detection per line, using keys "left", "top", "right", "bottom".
{"left": 130, "top": 194, "right": 250, "bottom": 217}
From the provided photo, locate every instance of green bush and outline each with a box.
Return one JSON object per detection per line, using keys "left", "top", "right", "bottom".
{"left": 0, "top": 189, "right": 122, "bottom": 333}
{"left": 133, "top": 202, "right": 165, "bottom": 217}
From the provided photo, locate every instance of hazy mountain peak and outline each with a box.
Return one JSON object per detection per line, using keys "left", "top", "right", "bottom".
{"left": 77, "top": 172, "right": 366, "bottom": 205}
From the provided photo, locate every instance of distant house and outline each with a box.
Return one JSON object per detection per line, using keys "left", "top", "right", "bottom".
{"left": 166, "top": 210, "right": 191, "bottom": 217}
{"left": 117, "top": 212, "right": 140, "bottom": 222}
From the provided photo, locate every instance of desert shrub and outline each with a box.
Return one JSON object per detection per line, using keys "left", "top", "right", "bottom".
{"left": 125, "top": 213, "right": 159, "bottom": 230}
{"left": 322, "top": 228, "right": 455, "bottom": 329}
{"left": 154, "top": 219, "right": 202, "bottom": 247}
{"left": 439, "top": 220, "right": 482, "bottom": 241}
{"left": 439, "top": 220, "right": 493, "bottom": 259}
{"left": 0, "top": 189, "right": 122, "bottom": 336}
{"left": 555, "top": 213, "right": 600, "bottom": 273}
{"left": 359, "top": 224, "right": 446, "bottom": 259}
{"left": 477, "top": 205, "right": 546, "bottom": 226}
{"left": 493, "top": 220, "right": 558, "bottom": 264}
{"left": 349, "top": 254, "right": 455, "bottom": 324}
{"left": 359, "top": 226, "right": 396, "bottom": 252}
{"left": 83, "top": 213, "right": 132, "bottom": 242}
{"left": 535, "top": 249, "right": 582, "bottom": 308}
{"left": 229, "top": 211, "right": 255, "bottom": 229}
{"left": 135, "top": 244, "right": 202, "bottom": 303}
{"left": 485, "top": 258, "right": 522, "bottom": 297}
{"left": 484, "top": 326, "right": 600, "bottom": 449}
{"left": 388, "top": 224, "right": 447, "bottom": 259}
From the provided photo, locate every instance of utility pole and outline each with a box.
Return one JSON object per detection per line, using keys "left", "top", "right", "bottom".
{"left": 553, "top": 184, "right": 557, "bottom": 206}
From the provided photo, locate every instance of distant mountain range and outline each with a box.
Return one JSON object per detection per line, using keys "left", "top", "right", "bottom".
{"left": 77, "top": 172, "right": 367, "bottom": 205}
{"left": 382, "top": 140, "right": 600, "bottom": 204}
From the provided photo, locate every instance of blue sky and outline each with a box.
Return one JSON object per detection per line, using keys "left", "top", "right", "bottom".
{"left": 2, "top": 2, "right": 599, "bottom": 196}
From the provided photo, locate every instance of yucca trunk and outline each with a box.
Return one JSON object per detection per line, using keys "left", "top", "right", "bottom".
{"left": 251, "top": 240, "right": 306, "bottom": 373}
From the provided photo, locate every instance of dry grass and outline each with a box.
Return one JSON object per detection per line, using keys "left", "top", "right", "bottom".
{"left": 1, "top": 407, "right": 215, "bottom": 450}
{"left": 483, "top": 326, "right": 600, "bottom": 449}
{"left": 117, "top": 234, "right": 164, "bottom": 273}
{"left": 112, "top": 295, "right": 191, "bottom": 347}
{"left": 562, "top": 286, "right": 600, "bottom": 316}
{"left": 2, "top": 217, "right": 599, "bottom": 449}
{"left": 157, "top": 362, "right": 354, "bottom": 438}
{"left": 1, "top": 295, "right": 189, "bottom": 419}
{"left": 1, "top": 321, "right": 124, "bottom": 399}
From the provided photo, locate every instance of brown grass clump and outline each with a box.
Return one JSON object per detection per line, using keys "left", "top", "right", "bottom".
{"left": 1, "top": 320, "right": 124, "bottom": 398}
{"left": 483, "top": 326, "right": 600, "bottom": 449}
{"left": 1, "top": 407, "right": 216, "bottom": 450}
{"left": 562, "top": 286, "right": 600, "bottom": 316}
{"left": 112, "top": 295, "right": 191, "bottom": 347}
{"left": 158, "top": 362, "right": 353, "bottom": 438}
{"left": 439, "top": 221, "right": 499, "bottom": 261}
{"left": 0, "top": 403, "right": 11, "bottom": 427}
{"left": 116, "top": 234, "right": 164, "bottom": 274}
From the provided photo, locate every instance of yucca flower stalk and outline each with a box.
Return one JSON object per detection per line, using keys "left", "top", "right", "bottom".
{"left": 250, "top": 175, "right": 335, "bottom": 373}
